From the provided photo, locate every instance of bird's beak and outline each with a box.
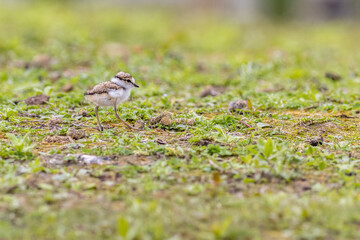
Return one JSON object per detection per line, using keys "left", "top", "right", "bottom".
{"left": 131, "top": 77, "right": 139, "bottom": 88}
{"left": 133, "top": 83, "right": 139, "bottom": 88}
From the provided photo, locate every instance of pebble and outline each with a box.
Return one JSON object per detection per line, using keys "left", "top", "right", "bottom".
{"left": 200, "top": 85, "right": 219, "bottom": 98}
{"left": 66, "top": 127, "right": 86, "bottom": 140}
{"left": 229, "top": 100, "right": 248, "bottom": 111}
{"left": 160, "top": 116, "right": 171, "bottom": 126}
{"left": 134, "top": 120, "right": 145, "bottom": 130}
{"left": 62, "top": 83, "right": 74, "bottom": 92}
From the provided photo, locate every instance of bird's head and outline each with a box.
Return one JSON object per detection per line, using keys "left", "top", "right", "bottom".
{"left": 111, "top": 71, "right": 139, "bottom": 89}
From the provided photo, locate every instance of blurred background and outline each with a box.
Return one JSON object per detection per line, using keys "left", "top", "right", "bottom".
{"left": 2, "top": 0, "right": 359, "bottom": 22}
{"left": 1, "top": 0, "right": 360, "bottom": 101}
{"left": 114, "top": 0, "right": 360, "bottom": 21}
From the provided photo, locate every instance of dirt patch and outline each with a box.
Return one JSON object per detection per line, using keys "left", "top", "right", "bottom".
{"left": 43, "top": 135, "right": 71, "bottom": 143}
{"left": 48, "top": 118, "right": 62, "bottom": 125}
{"left": 308, "top": 122, "right": 341, "bottom": 133}
{"left": 24, "top": 94, "right": 49, "bottom": 105}
{"left": 149, "top": 112, "right": 194, "bottom": 127}
{"left": 195, "top": 138, "right": 214, "bottom": 146}
{"left": 19, "top": 112, "right": 40, "bottom": 118}
{"left": 76, "top": 110, "right": 91, "bottom": 117}
{"left": 336, "top": 114, "right": 355, "bottom": 119}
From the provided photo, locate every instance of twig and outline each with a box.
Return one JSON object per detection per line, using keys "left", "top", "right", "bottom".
{"left": 19, "top": 120, "right": 43, "bottom": 123}
{"left": 70, "top": 123, "right": 93, "bottom": 128}
{"left": 208, "top": 159, "right": 222, "bottom": 171}
{"left": 239, "top": 120, "right": 251, "bottom": 128}
{"left": 124, "top": 159, "right": 137, "bottom": 166}
{"left": 304, "top": 105, "right": 319, "bottom": 110}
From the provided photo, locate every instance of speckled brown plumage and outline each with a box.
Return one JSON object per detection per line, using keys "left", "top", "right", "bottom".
{"left": 115, "top": 72, "right": 132, "bottom": 80}
{"left": 84, "top": 81, "right": 125, "bottom": 96}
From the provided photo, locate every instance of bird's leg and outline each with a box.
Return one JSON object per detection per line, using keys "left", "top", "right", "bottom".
{"left": 113, "top": 105, "right": 140, "bottom": 130}
{"left": 94, "top": 106, "right": 103, "bottom": 131}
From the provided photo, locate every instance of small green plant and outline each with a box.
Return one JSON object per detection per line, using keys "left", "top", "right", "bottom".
{"left": 0, "top": 108, "right": 17, "bottom": 120}
{"left": 34, "top": 86, "right": 53, "bottom": 96}
{"left": 6, "top": 133, "right": 34, "bottom": 160}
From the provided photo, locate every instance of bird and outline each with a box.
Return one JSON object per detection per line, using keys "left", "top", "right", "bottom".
{"left": 84, "top": 71, "right": 140, "bottom": 131}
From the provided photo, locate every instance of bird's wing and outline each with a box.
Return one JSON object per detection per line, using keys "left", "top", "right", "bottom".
{"left": 84, "top": 82, "right": 124, "bottom": 95}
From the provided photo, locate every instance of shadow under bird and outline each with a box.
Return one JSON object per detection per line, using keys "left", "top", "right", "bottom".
{"left": 84, "top": 71, "right": 140, "bottom": 131}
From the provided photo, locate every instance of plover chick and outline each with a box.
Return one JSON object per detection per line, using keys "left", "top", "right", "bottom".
{"left": 84, "top": 71, "right": 140, "bottom": 131}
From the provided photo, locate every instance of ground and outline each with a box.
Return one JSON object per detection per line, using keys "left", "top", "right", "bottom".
{"left": 1, "top": 3, "right": 360, "bottom": 240}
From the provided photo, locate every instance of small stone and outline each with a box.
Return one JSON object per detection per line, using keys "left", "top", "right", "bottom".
{"left": 200, "top": 85, "right": 219, "bottom": 98}
{"left": 325, "top": 72, "right": 342, "bottom": 81}
{"left": 159, "top": 111, "right": 172, "bottom": 119}
{"left": 196, "top": 139, "right": 212, "bottom": 146}
{"left": 134, "top": 120, "right": 145, "bottom": 130}
{"left": 76, "top": 110, "right": 91, "bottom": 117}
{"left": 24, "top": 94, "right": 49, "bottom": 105}
{"left": 62, "top": 83, "right": 73, "bottom": 92}
{"left": 308, "top": 137, "right": 323, "bottom": 147}
{"left": 187, "top": 119, "right": 195, "bottom": 126}
{"left": 160, "top": 116, "right": 171, "bottom": 126}
{"left": 229, "top": 100, "right": 248, "bottom": 112}
{"left": 181, "top": 118, "right": 187, "bottom": 124}
{"left": 196, "top": 62, "right": 206, "bottom": 72}
{"left": 66, "top": 127, "right": 85, "bottom": 140}
{"left": 153, "top": 115, "right": 164, "bottom": 123}
{"left": 149, "top": 117, "right": 159, "bottom": 125}
{"left": 156, "top": 139, "right": 167, "bottom": 145}
{"left": 150, "top": 112, "right": 173, "bottom": 125}
{"left": 345, "top": 172, "right": 357, "bottom": 176}
{"left": 48, "top": 118, "right": 62, "bottom": 125}
{"left": 319, "top": 86, "right": 328, "bottom": 92}
{"left": 48, "top": 72, "right": 61, "bottom": 82}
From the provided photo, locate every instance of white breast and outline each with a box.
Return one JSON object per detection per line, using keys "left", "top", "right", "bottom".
{"left": 108, "top": 88, "right": 131, "bottom": 105}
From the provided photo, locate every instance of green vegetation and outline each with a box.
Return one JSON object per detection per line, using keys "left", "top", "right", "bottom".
{"left": 1, "top": 3, "right": 360, "bottom": 240}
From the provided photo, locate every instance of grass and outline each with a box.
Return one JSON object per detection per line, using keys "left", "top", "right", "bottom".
{"left": 1, "top": 2, "right": 360, "bottom": 240}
